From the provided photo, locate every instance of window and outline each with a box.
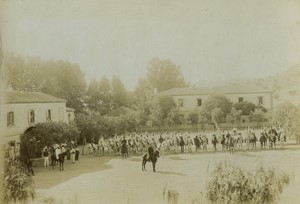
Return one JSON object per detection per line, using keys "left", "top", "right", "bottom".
{"left": 46, "top": 109, "right": 52, "bottom": 121}
{"left": 178, "top": 99, "right": 184, "bottom": 107}
{"left": 197, "top": 98, "right": 202, "bottom": 106}
{"left": 238, "top": 97, "right": 244, "bottom": 103}
{"left": 28, "top": 110, "right": 35, "bottom": 124}
{"left": 258, "top": 96, "right": 264, "bottom": 105}
{"left": 68, "top": 113, "right": 71, "bottom": 122}
{"left": 7, "top": 112, "right": 14, "bottom": 126}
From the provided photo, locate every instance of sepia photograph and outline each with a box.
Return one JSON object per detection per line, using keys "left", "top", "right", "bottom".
{"left": 1, "top": 0, "right": 300, "bottom": 203}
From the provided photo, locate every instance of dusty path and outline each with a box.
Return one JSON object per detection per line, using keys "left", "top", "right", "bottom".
{"left": 32, "top": 150, "right": 300, "bottom": 204}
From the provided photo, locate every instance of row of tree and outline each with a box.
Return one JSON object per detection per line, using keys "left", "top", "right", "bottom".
{"left": 4, "top": 54, "right": 188, "bottom": 115}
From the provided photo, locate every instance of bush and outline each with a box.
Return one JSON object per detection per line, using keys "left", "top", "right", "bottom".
{"left": 20, "top": 121, "right": 79, "bottom": 162}
{"left": 3, "top": 157, "right": 35, "bottom": 204}
{"left": 206, "top": 161, "right": 290, "bottom": 204}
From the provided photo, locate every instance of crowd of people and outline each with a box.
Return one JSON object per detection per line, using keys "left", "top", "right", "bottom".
{"left": 41, "top": 143, "right": 80, "bottom": 171}
{"left": 37, "top": 126, "right": 287, "bottom": 174}
{"left": 93, "top": 126, "right": 287, "bottom": 157}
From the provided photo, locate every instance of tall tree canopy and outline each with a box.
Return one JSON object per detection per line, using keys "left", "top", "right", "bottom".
{"left": 200, "top": 95, "right": 232, "bottom": 128}
{"left": 98, "top": 76, "right": 113, "bottom": 115}
{"left": 146, "top": 58, "right": 188, "bottom": 92}
{"left": 4, "top": 53, "right": 86, "bottom": 113}
{"left": 273, "top": 102, "right": 300, "bottom": 143}
{"left": 111, "top": 75, "right": 128, "bottom": 109}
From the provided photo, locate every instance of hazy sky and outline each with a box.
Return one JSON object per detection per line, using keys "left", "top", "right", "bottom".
{"left": 1, "top": 0, "right": 300, "bottom": 90}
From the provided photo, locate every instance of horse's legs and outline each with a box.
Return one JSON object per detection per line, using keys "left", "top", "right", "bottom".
{"left": 142, "top": 159, "right": 147, "bottom": 171}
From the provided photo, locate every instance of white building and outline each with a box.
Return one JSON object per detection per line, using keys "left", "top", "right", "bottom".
{"left": 1, "top": 92, "right": 75, "bottom": 149}
{"left": 157, "top": 87, "right": 273, "bottom": 123}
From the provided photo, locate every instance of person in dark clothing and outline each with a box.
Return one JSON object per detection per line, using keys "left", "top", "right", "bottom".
{"left": 148, "top": 146, "right": 154, "bottom": 157}
{"left": 159, "top": 135, "right": 164, "bottom": 144}
{"left": 179, "top": 137, "right": 185, "bottom": 153}
{"left": 221, "top": 134, "right": 226, "bottom": 151}
{"left": 212, "top": 135, "right": 218, "bottom": 151}
{"left": 194, "top": 136, "right": 200, "bottom": 152}
{"left": 121, "top": 137, "right": 128, "bottom": 159}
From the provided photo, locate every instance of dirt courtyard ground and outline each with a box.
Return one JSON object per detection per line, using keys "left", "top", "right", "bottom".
{"left": 32, "top": 149, "right": 300, "bottom": 204}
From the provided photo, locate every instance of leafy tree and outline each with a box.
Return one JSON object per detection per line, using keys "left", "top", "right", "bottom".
{"left": 111, "top": 75, "right": 128, "bottom": 109}
{"left": 75, "top": 111, "right": 103, "bottom": 143}
{"left": 165, "top": 108, "right": 180, "bottom": 127}
{"left": 4, "top": 54, "right": 87, "bottom": 113}
{"left": 188, "top": 111, "right": 199, "bottom": 130}
{"left": 149, "top": 104, "right": 164, "bottom": 128}
{"left": 233, "top": 101, "right": 257, "bottom": 115}
{"left": 273, "top": 102, "right": 300, "bottom": 143}
{"left": 230, "top": 108, "right": 242, "bottom": 127}
{"left": 133, "top": 78, "right": 153, "bottom": 125}
{"left": 158, "top": 95, "right": 177, "bottom": 119}
{"left": 211, "top": 108, "right": 224, "bottom": 129}
{"left": 200, "top": 95, "right": 232, "bottom": 128}
{"left": 86, "top": 79, "right": 101, "bottom": 112}
{"left": 250, "top": 108, "right": 264, "bottom": 127}
{"left": 3, "top": 158, "right": 35, "bottom": 204}
{"left": 146, "top": 58, "right": 188, "bottom": 91}
{"left": 19, "top": 122, "right": 79, "bottom": 162}
{"left": 98, "top": 76, "right": 113, "bottom": 115}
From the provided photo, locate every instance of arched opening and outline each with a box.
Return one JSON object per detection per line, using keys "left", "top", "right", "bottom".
{"left": 24, "top": 126, "right": 35, "bottom": 135}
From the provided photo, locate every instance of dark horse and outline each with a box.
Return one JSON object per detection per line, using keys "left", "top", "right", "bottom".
{"left": 142, "top": 147, "right": 160, "bottom": 172}
{"left": 50, "top": 147, "right": 58, "bottom": 170}
{"left": 58, "top": 152, "right": 67, "bottom": 171}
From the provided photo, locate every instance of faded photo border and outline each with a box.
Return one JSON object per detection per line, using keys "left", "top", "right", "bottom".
{"left": 1, "top": 0, "right": 300, "bottom": 203}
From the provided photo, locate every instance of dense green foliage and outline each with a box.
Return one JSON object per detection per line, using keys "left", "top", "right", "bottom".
{"left": 273, "top": 102, "right": 300, "bottom": 143}
{"left": 200, "top": 95, "right": 232, "bottom": 128}
{"left": 19, "top": 122, "right": 79, "bottom": 161}
{"left": 206, "top": 161, "right": 290, "bottom": 204}
{"left": 75, "top": 111, "right": 139, "bottom": 143}
{"left": 233, "top": 101, "right": 257, "bottom": 115}
{"left": 3, "top": 157, "right": 35, "bottom": 204}
{"left": 4, "top": 53, "right": 86, "bottom": 113}
{"left": 146, "top": 58, "right": 188, "bottom": 92}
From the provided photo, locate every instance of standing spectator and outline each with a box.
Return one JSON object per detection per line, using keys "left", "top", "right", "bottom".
{"left": 237, "top": 133, "right": 243, "bottom": 150}
{"left": 55, "top": 146, "right": 61, "bottom": 161}
{"left": 186, "top": 136, "right": 193, "bottom": 153}
{"left": 259, "top": 133, "right": 265, "bottom": 150}
{"left": 212, "top": 134, "right": 218, "bottom": 151}
{"left": 179, "top": 137, "right": 185, "bottom": 153}
{"left": 75, "top": 146, "right": 80, "bottom": 161}
{"left": 159, "top": 134, "right": 164, "bottom": 144}
{"left": 194, "top": 136, "right": 200, "bottom": 152}
{"left": 70, "top": 146, "right": 76, "bottom": 163}
{"left": 202, "top": 135, "right": 208, "bottom": 152}
{"left": 251, "top": 133, "right": 257, "bottom": 150}
{"left": 221, "top": 134, "right": 226, "bottom": 151}
{"left": 43, "top": 147, "right": 49, "bottom": 167}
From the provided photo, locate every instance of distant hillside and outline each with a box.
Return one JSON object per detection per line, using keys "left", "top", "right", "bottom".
{"left": 195, "top": 64, "right": 300, "bottom": 106}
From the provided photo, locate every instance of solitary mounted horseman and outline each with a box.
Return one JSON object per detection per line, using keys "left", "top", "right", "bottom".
{"left": 147, "top": 146, "right": 154, "bottom": 160}
{"left": 142, "top": 144, "right": 160, "bottom": 172}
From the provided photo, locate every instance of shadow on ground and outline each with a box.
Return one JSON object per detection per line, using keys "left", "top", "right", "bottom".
{"left": 156, "top": 170, "right": 186, "bottom": 176}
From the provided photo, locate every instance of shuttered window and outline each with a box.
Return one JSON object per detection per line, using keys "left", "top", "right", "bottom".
{"left": 7, "top": 112, "right": 14, "bottom": 126}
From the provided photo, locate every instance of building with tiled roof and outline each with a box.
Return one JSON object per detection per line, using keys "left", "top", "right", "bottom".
{"left": 1, "top": 92, "right": 75, "bottom": 155}
{"left": 157, "top": 87, "right": 273, "bottom": 124}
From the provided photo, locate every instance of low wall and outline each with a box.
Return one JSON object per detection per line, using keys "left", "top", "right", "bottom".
{"left": 139, "top": 122, "right": 271, "bottom": 132}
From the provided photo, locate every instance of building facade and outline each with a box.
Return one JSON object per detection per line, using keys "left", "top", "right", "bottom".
{"left": 1, "top": 92, "right": 75, "bottom": 148}
{"left": 157, "top": 87, "right": 273, "bottom": 124}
